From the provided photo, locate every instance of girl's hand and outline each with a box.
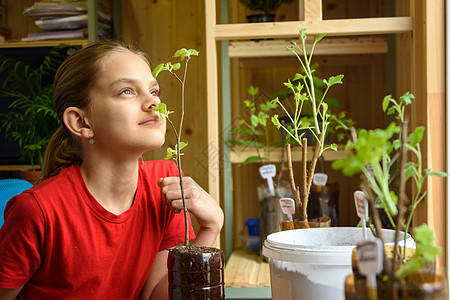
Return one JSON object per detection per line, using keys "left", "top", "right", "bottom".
{"left": 158, "top": 177, "right": 223, "bottom": 244}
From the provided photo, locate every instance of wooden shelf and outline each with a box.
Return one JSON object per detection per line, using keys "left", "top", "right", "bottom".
{"left": 229, "top": 145, "right": 346, "bottom": 164}
{"left": 0, "top": 39, "right": 89, "bottom": 48}
{"left": 215, "top": 17, "right": 412, "bottom": 40}
{"left": 224, "top": 250, "right": 271, "bottom": 299}
{"left": 0, "top": 165, "right": 33, "bottom": 171}
{"left": 229, "top": 36, "right": 388, "bottom": 58}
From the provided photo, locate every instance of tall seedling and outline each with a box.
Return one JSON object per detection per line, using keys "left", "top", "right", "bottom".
{"left": 152, "top": 48, "right": 199, "bottom": 245}
{"left": 271, "top": 29, "right": 345, "bottom": 226}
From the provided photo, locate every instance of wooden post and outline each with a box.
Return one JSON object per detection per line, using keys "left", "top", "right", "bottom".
{"left": 304, "top": 0, "right": 322, "bottom": 21}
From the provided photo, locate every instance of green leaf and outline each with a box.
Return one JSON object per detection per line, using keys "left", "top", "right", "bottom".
{"left": 242, "top": 156, "right": 264, "bottom": 164}
{"left": 271, "top": 115, "right": 281, "bottom": 129}
{"left": 330, "top": 143, "right": 337, "bottom": 151}
{"left": 244, "top": 99, "right": 254, "bottom": 108}
{"left": 314, "top": 33, "right": 326, "bottom": 43}
{"left": 250, "top": 115, "right": 259, "bottom": 127}
{"left": 400, "top": 91, "right": 414, "bottom": 105}
{"left": 164, "top": 147, "right": 176, "bottom": 160}
{"left": 179, "top": 141, "right": 188, "bottom": 150}
{"left": 425, "top": 170, "right": 448, "bottom": 177}
{"left": 382, "top": 95, "right": 392, "bottom": 112}
{"left": 408, "top": 126, "right": 424, "bottom": 147}
{"left": 323, "top": 74, "right": 344, "bottom": 87}
{"left": 152, "top": 63, "right": 165, "bottom": 78}
{"left": 248, "top": 85, "right": 259, "bottom": 96}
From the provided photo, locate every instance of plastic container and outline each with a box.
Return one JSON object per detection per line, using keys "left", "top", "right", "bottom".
{"left": 245, "top": 218, "right": 260, "bottom": 253}
{"left": 262, "top": 227, "right": 415, "bottom": 300}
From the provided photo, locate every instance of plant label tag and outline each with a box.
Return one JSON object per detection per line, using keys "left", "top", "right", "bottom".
{"left": 354, "top": 190, "right": 369, "bottom": 220}
{"left": 279, "top": 198, "right": 295, "bottom": 215}
{"left": 356, "top": 238, "right": 383, "bottom": 288}
{"left": 259, "top": 164, "right": 276, "bottom": 179}
{"left": 279, "top": 198, "right": 295, "bottom": 221}
{"left": 260, "top": 164, "right": 276, "bottom": 196}
{"left": 313, "top": 173, "right": 328, "bottom": 186}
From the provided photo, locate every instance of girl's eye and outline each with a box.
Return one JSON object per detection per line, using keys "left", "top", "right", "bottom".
{"left": 151, "top": 90, "right": 159, "bottom": 97}
{"left": 119, "top": 88, "right": 134, "bottom": 95}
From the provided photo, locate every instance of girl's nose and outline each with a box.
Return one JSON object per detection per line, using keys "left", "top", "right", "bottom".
{"left": 144, "top": 93, "right": 161, "bottom": 111}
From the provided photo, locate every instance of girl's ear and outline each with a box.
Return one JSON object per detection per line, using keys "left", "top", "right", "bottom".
{"left": 63, "top": 107, "right": 93, "bottom": 139}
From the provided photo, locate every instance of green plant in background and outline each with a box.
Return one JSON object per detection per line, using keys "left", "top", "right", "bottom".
{"left": 227, "top": 85, "right": 279, "bottom": 165}
{"left": 332, "top": 92, "right": 446, "bottom": 280}
{"left": 239, "top": 0, "right": 294, "bottom": 15}
{"left": 270, "top": 28, "right": 346, "bottom": 226}
{"left": 152, "top": 48, "right": 199, "bottom": 246}
{"left": 0, "top": 44, "right": 67, "bottom": 171}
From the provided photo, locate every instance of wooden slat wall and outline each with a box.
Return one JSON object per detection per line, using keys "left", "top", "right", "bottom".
{"left": 407, "top": 0, "right": 447, "bottom": 274}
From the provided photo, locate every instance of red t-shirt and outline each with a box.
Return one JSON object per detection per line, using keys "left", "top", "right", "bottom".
{"left": 0, "top": 160, "right": 195, "bottom": 299}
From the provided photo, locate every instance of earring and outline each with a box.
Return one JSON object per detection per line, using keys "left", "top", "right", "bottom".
{"left": 89, "top": 137, "right": 94, "bottom": 144}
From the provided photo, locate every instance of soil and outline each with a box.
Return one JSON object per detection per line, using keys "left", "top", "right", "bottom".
{"left": 167, "top": 244, "right": 225, "bottom": 300}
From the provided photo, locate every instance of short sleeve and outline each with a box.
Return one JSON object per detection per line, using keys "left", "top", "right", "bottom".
{"left": 0, "top": 193, "right": 45, "bottom": 288}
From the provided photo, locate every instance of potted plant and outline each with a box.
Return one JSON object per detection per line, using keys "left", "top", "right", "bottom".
{"left": 270, "top": 28, "right": 349, "bottom": 228}
{"left": 226, "top": 85, "right": 293, "bottom": 251}
{"left": 0, "top": 44, "right": 67, "bottom": 182}
{"left": 332, "top": 92, "right": 448, "bottom": 299}
{"left": 239, "top": 0, "right": 294, "bottom": 23}
{"left": 152, "top": 48, "right": 225, "bottom": 299}
{"left": 262, "top": 29, "right": 392, "bottom": 300}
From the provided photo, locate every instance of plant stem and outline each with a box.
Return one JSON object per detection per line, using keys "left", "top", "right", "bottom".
{"left": 286, "top": 144, "right": 302, "bottom": 219}
{"left": 301, "top": 138, "right": 308, "bottom": 221}
{"left": 392, "top": 121, "right": 409, "bottom": 278}
{"left": 178, "top": 57, "right": 190, "bottom": 245}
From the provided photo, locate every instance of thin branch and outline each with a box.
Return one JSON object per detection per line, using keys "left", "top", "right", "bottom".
{"left": 392, "top": 120, "right": 409, "bottom": 277}
{"left": 286, "top": 144, "right": 302, "bottom": 219}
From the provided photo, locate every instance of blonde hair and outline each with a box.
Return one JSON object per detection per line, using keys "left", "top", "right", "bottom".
{"left": 38, "top": 40, "right": 149, "bottom": 183}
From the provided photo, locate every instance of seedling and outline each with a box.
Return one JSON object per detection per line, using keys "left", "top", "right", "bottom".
{"left": 270, "top": 29, "right": 348, "bottom": 226}
{"left": 332, "top": 92, "right": 447, "bottom": 280}
{"left": 152, "top": 48, "right": 199, "bottom": 245}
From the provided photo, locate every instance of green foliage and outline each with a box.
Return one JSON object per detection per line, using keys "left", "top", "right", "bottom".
{"left": 153, "top": 48, "right": 198, "bottom": 79}
{"left": 226, "top": 85, "right": 279, "bottom": 165}
{"left": 396, "top": 224, "right": 442, "bottom": 280}
{"left": 0, "top": 44, "right": 67, "bottom": 170}
{"left": 332, "top": 92, "right": 447, "bottom": 279}
{"left": 238, "top": 0, "right": 294, "bottom": 14}
{"left": 271, "top": 29, "right": 346, "bottom": 155}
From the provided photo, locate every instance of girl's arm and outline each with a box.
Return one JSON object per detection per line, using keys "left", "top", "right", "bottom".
{"left": 158, "top": 176, "right": 224, "bottom": 247}
{"left": 140, "top": 250, "right": 169, "bottom": 300}
{"left": 0, "top": 286, "right": 24, "bottom": 299}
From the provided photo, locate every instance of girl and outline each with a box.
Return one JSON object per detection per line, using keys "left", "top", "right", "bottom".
{"left": 0, "top": 40, "right": 223, "bottom": 299}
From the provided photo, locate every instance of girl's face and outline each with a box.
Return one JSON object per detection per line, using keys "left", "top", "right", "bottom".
{"left": 87, "top": 51, "right": 166, "bottom": 156}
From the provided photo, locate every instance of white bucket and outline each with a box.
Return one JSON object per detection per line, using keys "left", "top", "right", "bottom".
{"left": 262, "top": 227, "right": 415, "bottom": 300}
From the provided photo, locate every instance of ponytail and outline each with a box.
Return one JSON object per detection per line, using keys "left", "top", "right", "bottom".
{"left": 37, "top": 126, "right": 82, "bottom": 184}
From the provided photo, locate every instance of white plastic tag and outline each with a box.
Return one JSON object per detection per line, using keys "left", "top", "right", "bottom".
{"left": 260, "top": 164, "right": 276, "bottom": 196}
{"left": 259, "top": 164, "right": 276, "bottom": 179}
{"left": 354, "top": 190, "right": 369, "bottom": 220}
{"left": 313, "top": 173, "right": 328, "bottom": 186}
{"left": 279, "top": 198, "right": 295, "bottom": 215}
{"left": 279, "top": 198, "right": 295, "bottom": 221}
{"left": 356, "top": 238, "right": 383, "bottom": 288}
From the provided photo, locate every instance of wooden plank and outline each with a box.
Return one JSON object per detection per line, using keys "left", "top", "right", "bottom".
{"left": 304, "top": 0, "right": 322, "bottom": 21}
{"left": 229, "top": 145, "right": 346, "bottom": 163}
{"left": 0, "top": 165, "right": 34, "bottom": 171}
{"left": 0, "top": 40, "right": 88, "bottom": 48}
{"left": 225, "top": 250, "right": 270, "bottom": 287}
{"left": 205, "top": 0, "right": 221, "bottom": 249}
{"left": 229, "top": 37, "right": 388, "bottom": 58}
{"left": 215, "top": 17, "right": 413, "bottom": 40}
